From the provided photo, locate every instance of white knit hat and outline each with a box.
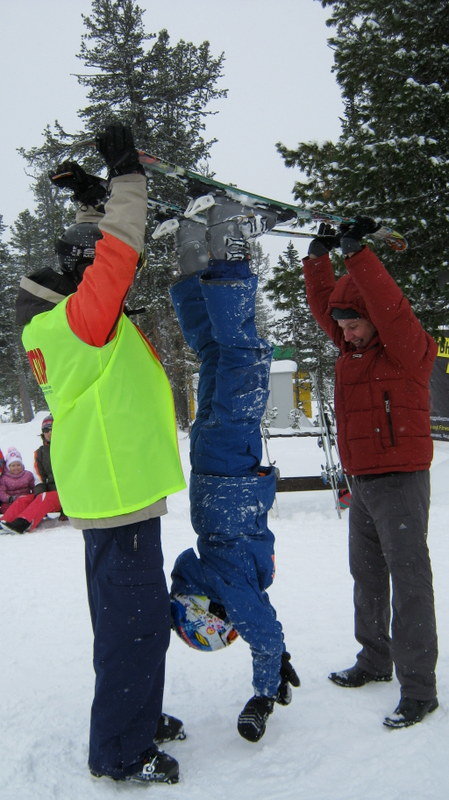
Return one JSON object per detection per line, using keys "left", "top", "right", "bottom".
{"left": 6, "top": 448, "right": 23, "bottom": 469}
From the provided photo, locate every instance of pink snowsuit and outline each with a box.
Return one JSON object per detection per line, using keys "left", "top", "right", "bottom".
{"left": 0, "top": 467, "right": 34, "bottom": 511}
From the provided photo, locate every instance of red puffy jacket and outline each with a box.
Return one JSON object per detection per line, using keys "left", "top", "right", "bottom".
{"left": 303, "top": 246, "right": 437, "bottom": 475}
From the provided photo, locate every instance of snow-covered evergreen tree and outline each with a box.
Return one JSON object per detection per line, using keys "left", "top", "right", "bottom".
{"left": 0, "top": 216, "right": 37, "bottom": 420}
{"left": 11, "top": 0, "right": 226, "bottom": 424}
{"left": 249, "top": 241, "right": 274, "bottom": 340}
{"left": 277, "top": 0, "right": 449, "bottom": 332}
{"left": 265, "top": 241, "right": 337, "bottom": 380}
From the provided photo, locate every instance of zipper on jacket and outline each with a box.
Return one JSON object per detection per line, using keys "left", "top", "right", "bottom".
{"left": 384, "top": 391, "right": 396, "bottom": 446}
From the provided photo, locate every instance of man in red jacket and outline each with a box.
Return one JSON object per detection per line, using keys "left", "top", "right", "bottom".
{"left": 303, "top": 217, "right": 438, "bottom": 728}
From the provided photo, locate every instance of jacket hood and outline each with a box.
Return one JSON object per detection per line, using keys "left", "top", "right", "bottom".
{"left": 15, "top": 268, "right": 76, "bottom": 326}
{"left": 327, "top": 274, "right": 371, "bottom": 321}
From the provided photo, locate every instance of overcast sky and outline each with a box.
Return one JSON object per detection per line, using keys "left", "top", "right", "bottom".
{"left": 0, "top": 0, "right": 343, "bottom": 262}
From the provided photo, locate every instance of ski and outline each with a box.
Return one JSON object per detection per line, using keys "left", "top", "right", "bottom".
{"left": 147, "top": 195, "right": 185, "bottom": 217}
{"left": 138, "top": 150, "right": 408, "bottom": 252}
{"left": 148, "top": 195, "right": 322, "bottom": 243}
{"left": 310, "top": 373, "right": 351, "bottom": 518}
{"left": 148, "top": 195, "right": 320, "bottom": 241}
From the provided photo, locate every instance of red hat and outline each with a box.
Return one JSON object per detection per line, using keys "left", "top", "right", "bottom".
{"left": 41, "top": 415, "right": 53, "bottom": 431}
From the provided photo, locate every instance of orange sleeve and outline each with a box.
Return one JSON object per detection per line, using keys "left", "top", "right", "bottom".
{"left": 66, "top": 231, "right": 139, "bottom": 347}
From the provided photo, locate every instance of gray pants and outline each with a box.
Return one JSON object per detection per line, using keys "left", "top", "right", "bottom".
{"left": 349, "top": 471, "right": 438, "bottom": 701}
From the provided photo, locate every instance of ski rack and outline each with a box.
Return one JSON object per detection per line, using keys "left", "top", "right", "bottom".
{"left": 261, "top": 407, "right": 280, "bottom": 518}
{"left": 310, "top": 373, "right": 351, "bottom": 518}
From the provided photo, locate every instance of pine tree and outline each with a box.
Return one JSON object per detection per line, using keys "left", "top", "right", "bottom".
{"left": 248, "top": 241, "right": 274, "bottom": 340}
{"left": 265, "top": 241, "right": 337, "bottom": 380}
{"left": 277, "top": 0, "right": 449, "bottom": 333}
{"left": 71, "top": 0, "right": 225, "bottom": 428}
{"left": 0, "top": 215, "right": 14, "bottom": 415}
{"left": 14, "top": 0, "right": 226, "bottom": 425}
{"left": 0, "top": 216, "right": 37, "bottom": 420}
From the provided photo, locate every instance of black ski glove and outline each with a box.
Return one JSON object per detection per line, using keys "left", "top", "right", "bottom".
{"left": 95, "top": 122, "right": 144, "bottom": 178}
{"left": 49, "top": 161, "right": 107, "bottom": 207}
{"left": 308, "top": 223, "right": 341, "bottom": 258}
{"left": 276, "top": 651, "right": 301, "bottom": 706}
{"left": 340, "top": 215, "right": 381, "bottom": 256}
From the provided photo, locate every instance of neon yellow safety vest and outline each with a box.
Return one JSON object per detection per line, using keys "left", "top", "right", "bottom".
{"left": 22, "top": 297, "right": 186, "bottom": 518}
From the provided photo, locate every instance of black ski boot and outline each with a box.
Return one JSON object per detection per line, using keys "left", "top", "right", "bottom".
{"left": 91, "top": 749, "right": 179, "bottom": 784}
{"left": 383, "top": 697, "right": 438, "bottom": 729}
{"left": 154, "top": 713, "right": 186, "bottom": 744}
{"left": 237, "top": 695, "right": 275, "bottom": 742}
{"left": 329, "top": 664, "right": 392, "bottom": 687}
{"left": 1, "top": 518, "right": 30, "bottom": 534}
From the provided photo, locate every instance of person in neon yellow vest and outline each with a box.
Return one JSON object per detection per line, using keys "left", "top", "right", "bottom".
{"left": 15, "top": 124, "right": 185, "bottom": 785}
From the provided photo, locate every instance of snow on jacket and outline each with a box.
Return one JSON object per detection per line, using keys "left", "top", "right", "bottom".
{"left": 0, "top": 467, "right": 35, "bottom": 503}
{"left": 303, "top": 246, "right": 437, "bottom": 475}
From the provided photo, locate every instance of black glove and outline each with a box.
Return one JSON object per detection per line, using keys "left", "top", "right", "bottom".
{"left": 8, "top": 496, "right": 14, "bottom": 504}
{"left": 308, "top": 223, "right": 341, "bottom": 258}
{"left": 340, "top": 215, "right": 381, "bottom": 256}
{"left": 49, "top": 161, "right": 107, "bottom": 206}
{"left": 95, "top": 123, "right": 144, "bottom": 178}
{"left": 276, "top": 651, "right": 301, "bottom": 706}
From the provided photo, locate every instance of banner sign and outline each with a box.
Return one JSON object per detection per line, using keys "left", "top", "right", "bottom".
{"left": 430, "top": 333, "right": 449, "bottom": 441}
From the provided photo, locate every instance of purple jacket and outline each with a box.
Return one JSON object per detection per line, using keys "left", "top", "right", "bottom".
{"left": 0, "top": 468, "right": 35, "bottom": 504}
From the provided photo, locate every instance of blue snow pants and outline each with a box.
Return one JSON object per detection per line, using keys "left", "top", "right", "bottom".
{"left": 170, "top": 268, "right": 284, "bottom": 697}
{"left": 83, "top": 517, "right": 170, "bottom": 778}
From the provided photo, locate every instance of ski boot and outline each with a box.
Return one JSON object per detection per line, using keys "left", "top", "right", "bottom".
{"left": 175, "top": 217, "right": 209, "bottom": 275}
{"left": 91, "top": 749, "right": 179, "bottom": 784}
{"left": 204, "top": 194, "right": 279, "bottom": 261}
{"left": 329, "top": 663, "right": 392, "bottom": 687}
{"left": 0, "top": 518, "right": 30, "bottom": 534}
{"left": 154, "top": 712, "right": 186, "bottom": 744}
{"left": 383, "top": 696, "right": 438, "bottom": 729}
{"left": 152, "top": 211, "right": 208, "bottom": 276}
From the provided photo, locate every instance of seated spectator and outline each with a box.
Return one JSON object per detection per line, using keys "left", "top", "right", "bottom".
{"left": 0, "top": 448, "right": 35, "bottom": 519}
{"left": 0, "top": 417, "right": 64, "bottom": 534}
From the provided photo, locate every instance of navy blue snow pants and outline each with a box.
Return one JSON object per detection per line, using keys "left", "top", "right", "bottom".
{"left": 83, "top": 518, "right": 170, "bottom": 779}
{"left": 170, "top": 267, "right": 284, "bottom": 697}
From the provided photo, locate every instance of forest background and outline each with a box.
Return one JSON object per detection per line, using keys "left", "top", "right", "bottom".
{"left": 0, "top": 0, "right": 447, "bottom": 424}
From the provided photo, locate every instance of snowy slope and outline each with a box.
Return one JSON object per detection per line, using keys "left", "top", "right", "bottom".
{"left": 1, "top": 416, "right": 448, "bottom": 800}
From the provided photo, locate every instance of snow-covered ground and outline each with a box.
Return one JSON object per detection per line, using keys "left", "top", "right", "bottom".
{"left": 1, "top": 414, "right": 448, "bottom": 800}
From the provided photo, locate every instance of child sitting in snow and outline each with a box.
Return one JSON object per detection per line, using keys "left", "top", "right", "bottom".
{"left": 0, "top": 448, "right": 35, "bottom": 515}
{"left": 0, "top": 417, "right": 65, "bottom": 534}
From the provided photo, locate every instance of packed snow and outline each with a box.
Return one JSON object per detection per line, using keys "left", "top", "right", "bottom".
{"left": 1, "top": 413, "right": 448, "bottom": 800}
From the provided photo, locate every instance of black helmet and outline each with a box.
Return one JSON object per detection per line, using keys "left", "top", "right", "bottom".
{"left": 55, "top": 222, "right": 102, "bottom": 276}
